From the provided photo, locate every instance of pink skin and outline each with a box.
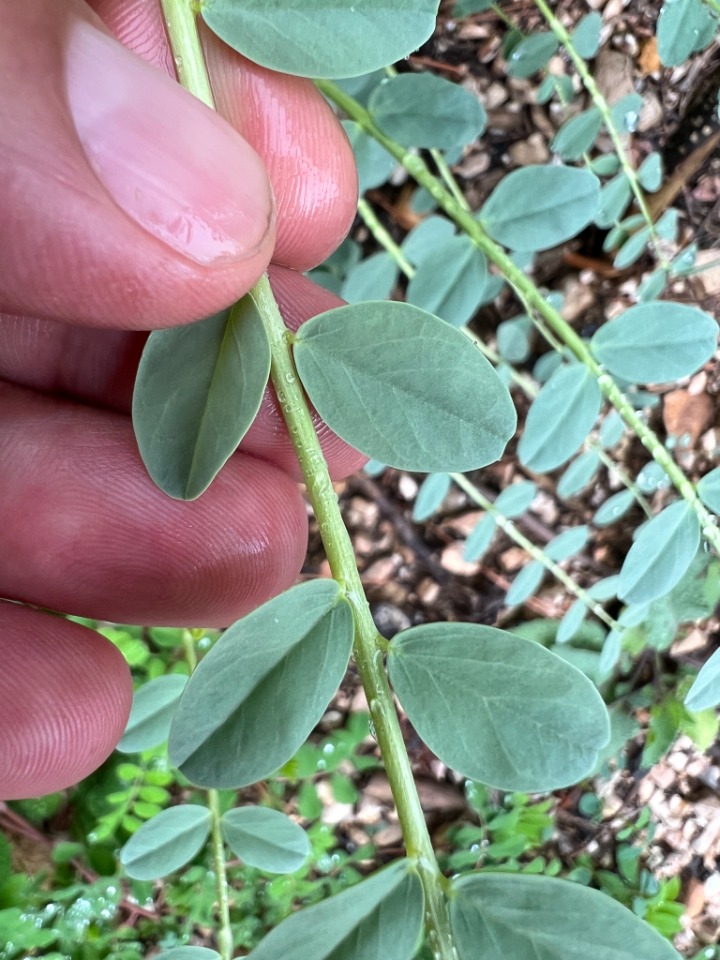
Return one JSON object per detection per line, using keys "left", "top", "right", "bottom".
{"left": 0, "top": 0, "right": 362, "bottom": 799}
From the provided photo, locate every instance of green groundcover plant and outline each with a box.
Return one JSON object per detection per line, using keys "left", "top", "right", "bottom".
{"left": 6, "top": 0, "right": 720, "bottom": 957}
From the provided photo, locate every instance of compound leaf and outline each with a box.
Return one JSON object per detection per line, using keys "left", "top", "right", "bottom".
{"left": 450, "top": 873, "right": 681, "bottom": 960}
{"left": 248, "top": 859, "right": 424, "bottom": 960}
{"left": 618, "top": 502, "right": 701, "bottom": 604}
{"left": 117, "top": 675, "right": 188, "bottom": 754}
{"left": 591, "top": 302, "right": 717, "bottom": 383}
{"left": 387, "top": 623, "right": 609, "bottom": 791}
{"left": 202, "top": 0, "right": 440, "bottom": 79}
{"left": 294, "top": 302, "right": 516, "bottom": 472}
{"left": 480, "top": 166, "right": 600, "bottom": 251}
{"left": 518, "top": 364, "right": 602, "bottom": 472}
{"left": 169, "top": 581, "right": 354, "bottom": 788}
{"left": 221, "top": 807, "right": 310, "bottom": 874}
{"left": 120, "top": 805, "right": 211, "bottom": 880}
{"left": 133, "top": 299, "right": 270, "bottom": 500}
{"left": 369, "top": 73, "right": 486, "bottom": 148}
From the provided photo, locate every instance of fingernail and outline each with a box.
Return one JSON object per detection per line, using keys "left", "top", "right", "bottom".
{"left": 65, "top": 20, "right": 273, "bottom": 265}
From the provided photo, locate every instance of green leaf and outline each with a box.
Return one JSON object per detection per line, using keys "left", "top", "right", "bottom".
{"left": 454, "top": 0, "right": 494, "bottom": 13}
{"left": 132, "top": 299, "right": 270, "bottom": 500}
{"left": 155, "top": 950, "right": 221, "bottom": 960}
{"left": 117, "top": 675, "right": 188, "bottom": 753}
{"left": 387, "top": 623, "right": 609, "bottom": 791}
{"left": 497, "top": 315, "right": 532, "bottom": 363}
{"left": 599, "top": 410, "right": 625, "bottom": 449}
{"left": 450, "top": 873, "right": 681, "bottom": 960}
{"left": 506, "top": 32, "right": 558, "bottom": 78}
{"left": 481, "top": 166, "right": 600, "bottom": 252}
{"left": 618, "top": 502, "right": 701, "bottom": 604}
{"left": 595, "top": 174, "right": 633, "bottom": 228}
{"left": 571, "top": 11, "right": 602, "bottom": 58}
{"left": 697, "top": 467, "right": 720, "bottom": 513}
{"left": 518, "top": 364, "right": 602, "bottom": 472}
{"left": 610, "top": 93, "right": 644, "bottom": 133}
{"left": 591, "top": 302, "right": 717, "bottom": 383}
{"left": 638, "top": 267, "right": 668, "bottom": 303}
{"left": 546, "top": 525, "right": 589, "bottom": 562}
{"left": 552, "top": 108, "right": 602, "bottom": 161}
{"left": 247, "top": 859, "right": 424, "bottom": 960}
{"left": 221, "top": 807, "right": 310, "bottom": 873}
{"left": 169, "top": 581, "right": 354, "bottom": 788}
{"left": 368, "top": 73, "right": 486, "bottom": 148}
{"left": 638, "top": 152, "right": 663, "bottom": 191}
{"left": 657, "top": 0, "right": 717, "bottom": 66}
{"left": 557, "top": 450, "right": 601, "bottom": 498}
{"left": 495, "top": 481, "right": 536, "bottom": 518}
{"left": 464, "top": 514, "right": 497, "bottom": 562}
{"left": 406, "top": 236, "right": 487, "bottom": 326}
{"left": 293, "top": 301, "right": 516, "bottom": 472}
{"left": 505, "top": 561, "right": 544, "bottom": 606}
{"left": 557, "top": 600, "right": 587, "bottom": 645}
{"left": 402, "top": 216, "right": 455, "bottom": 264}
{"left": 201, "top": 0, "right": 440, "bottom": 79}
{"left": 119, "top": 805, "right": 211, "bottom": 880}
{"left": 613, "top": 225, "right": 652, "bottom": 269}
{"left": 341, "top": 252, "right": 398, "bottom": 303}
{"left": 412, "top": 472, "right": 451, "bottom": 521}
{"left": 594, "top": 489, "right": 635, "bottom": 527}
{"left": 685, "top": 647, "right": 720, "bottom": 712}
{"left": 342, "top": 121, "right": 396, "bottom": 194}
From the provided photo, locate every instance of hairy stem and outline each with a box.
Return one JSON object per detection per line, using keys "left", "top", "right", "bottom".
{"left": 160, "top": 3, "right": 457, "bottom": 956}
{"left": 318, "top": 79, "right": 720, "bottom": 557}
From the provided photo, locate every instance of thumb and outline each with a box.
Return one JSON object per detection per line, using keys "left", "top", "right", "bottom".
{"left": 1, "top": 0, "right": 275, "bottom": 329}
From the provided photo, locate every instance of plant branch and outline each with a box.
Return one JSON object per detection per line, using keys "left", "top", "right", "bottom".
{"left": 160, "top": 5, "right": 457, "bottom": 957}
{"left": 208, "top": 789, "right": 233, "bottom": 960}
{"left": 317, "top": 80, "right": 720, "bottom": 558}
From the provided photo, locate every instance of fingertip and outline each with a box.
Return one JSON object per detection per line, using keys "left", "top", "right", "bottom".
{"left": 0, "top": 603, "right": 132, "bottom": 800}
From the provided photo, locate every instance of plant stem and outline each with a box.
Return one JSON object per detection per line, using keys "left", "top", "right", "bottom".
{"left": 317, "top": 79, "right": 720, "bottom": 557}
{"left": 183, "top": 630, "right": 233, "bottom": 959}
{"left": 533, "top": 0, "right": 670, "bottom": 268}
{"left": 160, "top": 4, "right": 457, "bottom": 956}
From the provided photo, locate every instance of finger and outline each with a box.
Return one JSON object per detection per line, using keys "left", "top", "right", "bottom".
{"left": 0, "top": 268, "right": 367, "bottom": 479}
{"left": 0, "top": 602, "right": 132, "bottom": 800}
{"left": 2, "top": 0, "right": 275, "bottom": 328}
{"left": 0, "top": 382, "right": 308, "bottom": 626}
{"left": 91, "top": 0, "right": 358, "bottom": 272}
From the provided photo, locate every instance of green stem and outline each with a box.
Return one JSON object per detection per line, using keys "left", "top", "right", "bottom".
{"left": 317, "top": 79, "right": 720, "bottom": 557}
{"left": 452, "top": 474, "right": 621, "bottom": 632}
{"left": 703, "top": 0, "right": 720, "bottom": 16}
{"left": 533, "top": 0, "right": 670, "bottom": 269}
{"left": 160, "top": 5, "right": 456, "bottom": 957}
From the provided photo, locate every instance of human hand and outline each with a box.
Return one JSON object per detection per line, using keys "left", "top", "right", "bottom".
{"left": 0, "top": 0, "right": 361, "bottom": 800}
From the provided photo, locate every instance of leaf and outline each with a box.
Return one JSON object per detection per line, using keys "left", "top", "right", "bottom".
{"left": 387, "top": 622, "right": 609, "bottom": 791}
{"left": 368, "top": 73, "right": 486, "bottom": 148}
{"left": 518, "top": 364, "right": 602, "bottom": 472}
{"left": 132, "top": 299, "right": 270, "bottom": 500}
{"left": 613, "top": 225, "right": 652, "bottom": 270}
{"left": 117, "top": 675, "right": 188, "bottom": 754}
{"left": 412, "top": 472, "right": 451, "bottom": 521}
{"left": 119, "top": 805, "right": 211, "bottom": 880}
{"left": 293, "top": 301, "right": 516, "bottom": 472}
{"left": 594, "top": 489, "right": 635, "bottom": 527}
{"left": 697, "top": 467, "right": 720, "bottom": 513}
{"left": 506, "top": 32, "right": 558, "bottom": 78}
{"left": 552, "top": 108, "right": 602, "bottom": 161}
{"left": 638, "top": 152, "right": 663, "bottom": 191}
{"left": 480, "top": 166, "right": 600, "bottom": 252}
{"left": 342, "top": 121, "right": 396, "bottom": 194}
{"left": 450, "top": 872, "right": 681, "bottom": 960}
{"left": 406, "top": 236, "right": 488, "bottom": 326}
{"left": 505, "top": 561, "right": 545, "bottom": 606}
{"left": 341, "top": 252, "right": 398, "bottom": 303}
{"left": 657, "top": 0, "right": 717, "bottom": 66}
{"left": 402, "top": 215, "right": 455, "bottom": 264}
{"left": 618, "top": 501, "right": 701, "bottom": 604}
{"left": 591, "top": 302, "right": 717, "bottom": 383}
{"left": 557, "top": 600, "right": 587, "bottom": 645}
{"left": 494, "top": 481, "right": 536, "bottom": 518}
{"left": 155, "top": 950, "right": 220, "bottom": 960}
{"left": 464, "top": 514, "right": 497, "bottom": 562}
{"left": 638, "top": 267, "right": 668, "bottom": 303}
{"left": 685, "top": 647, "right": 720, "bottom": 712}
{"left": 497, "top": 315, "right": 533, "bottom": 363}
{"left": 571, "top": 11, "right": 603, "bottom": 58}
{"left": 221, "top": 807, "right": 310, "bottom": 873}
{"left": 599, "top": 410, "right": 625, "bottom": 449}
{"left": 247, "top": 859, "right": 424, "bottom": 960}
{"left": 201, "top": 0, "right": 440, "bottom": 79}
{"left": 610, "top": 93, "right": 644, "bottom": 133}
{"left": 595, "top": 174, "right": 633, "bottom": 228}
{"left": 169, "top": 581, "right": 354, "bottom": 788}
{"left": 546, "top": 525, "right": 589, "bottom": 562}
{"left": 557, "top": 450, "right": 601, "bottom": 498}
